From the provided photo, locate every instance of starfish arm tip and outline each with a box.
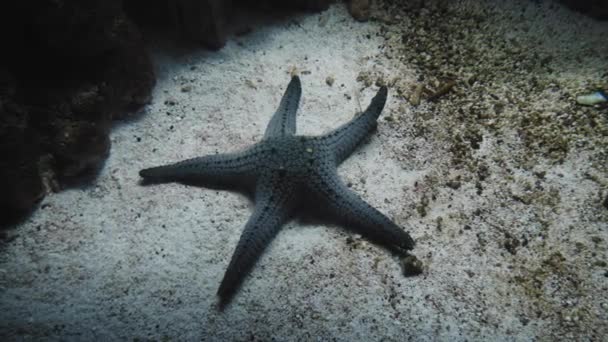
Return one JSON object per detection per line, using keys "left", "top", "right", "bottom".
{"left": 139, "top": 165, "right": 174, "bottom": 180}
{"left": 372, "top": 86, "right": 388, "bottom": 112}
{"left": 139, "top": 167, "right": 155, "bottom": 178}
{"left": 264, "top": 76, "right": 302, "bottom": 138}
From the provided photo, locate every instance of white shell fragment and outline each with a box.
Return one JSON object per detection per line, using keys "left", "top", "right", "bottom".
{"left": 576, "top": 91, "right": 607, "bottom": 106}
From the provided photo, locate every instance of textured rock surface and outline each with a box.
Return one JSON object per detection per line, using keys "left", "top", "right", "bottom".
{"left": 0, "top": 0, "right": 339, "bottom": 225}
{"left": 348, "top": 0, "right": 371, "bottom": 21}
{"left": 0, "top": 0, "right": 155, "bottom": 224}
{"left": 125, "top": 0, "right": 333, "bottom": 50}
{"left": 559, "top": 0, "right": 608, "bottom": 19}
{"left": 169, "top": 0, "right": 232, "bottom": 50}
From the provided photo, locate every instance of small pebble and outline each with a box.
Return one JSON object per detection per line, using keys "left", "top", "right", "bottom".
{"left": 446, "top": 180, "right": 461, "bottom": 189}
{"left": 576, "top": 91, "right": 607, "bottom": 106}
{"left": 401, "top": 255, "right": 423, "bottom": 277}
{"left": 245, "top": 80, "right": 257, "bottom": 90}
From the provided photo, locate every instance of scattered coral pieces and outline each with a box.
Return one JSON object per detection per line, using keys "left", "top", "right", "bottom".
{"left": 409, "top": 83, "right": 424, "bottom": 106}
{"left": 427, "top": 79, "right": 457, "bottom": 101}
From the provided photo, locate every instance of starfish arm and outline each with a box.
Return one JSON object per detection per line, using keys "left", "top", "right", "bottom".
{"left": 264, "top": 76, "right": 302, "bottom": 138}
{"left": 308, "top": 167, "right": 415, "bottom": 254}
{"left": 139, "top": 145, "right": 266, "bottom": 185}
{"left": 217, "top": 173, "right": 294, "bottom": 304}
{"left": 321, "top": 86, "right": 388, "bottom": 164}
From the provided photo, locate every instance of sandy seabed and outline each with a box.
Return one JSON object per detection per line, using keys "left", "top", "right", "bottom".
{"left": 1, "top": 1, "right": 607, "bottom": 340}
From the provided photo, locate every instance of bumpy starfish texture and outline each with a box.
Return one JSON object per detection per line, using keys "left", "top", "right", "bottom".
{"left": 140, "top": 76, "right": 415, "bottom": 305}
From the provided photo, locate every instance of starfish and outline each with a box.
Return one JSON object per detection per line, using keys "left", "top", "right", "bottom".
{"left": 140, "top": 76, "right": 415, "bottom": 306}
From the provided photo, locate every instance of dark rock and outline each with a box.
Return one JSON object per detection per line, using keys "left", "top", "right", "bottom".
{"left": 503, "top": 233, "right": 520, "bottom": 255}
{"left": 124, "top": 0, "right": 173, "bottom": 27}
{"left": 254, "top": 0, "right": 332, "bottom": 11}
{"left": 0, "top": 0, "right": 154, "bottom": 226}
{"left": 0, "top": 0, "right": 338, "bottom": 226}
{"left": 348, "top": 0, "right": 370, "bottom": 22}
{"left": 278, "top": 0, "right": 332, "bottom": 11}
{"left": 126, "top": 0, "right": 332, "bottom": 50}
{"left": 559, "top": 0, "right": 608, "bottom": 20}
{"left": 0, "top": 99, "right": 45, "bottom": 218}
{"left": 401, "top": 255, "right": 424, "bottom": 277}
{"left": 169, "top": 0, "right": 233, "bottom": 50}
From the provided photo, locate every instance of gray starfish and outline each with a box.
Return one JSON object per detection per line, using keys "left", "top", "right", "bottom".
{"left": 140, "top": 76, "right": 415, "bottom": 306}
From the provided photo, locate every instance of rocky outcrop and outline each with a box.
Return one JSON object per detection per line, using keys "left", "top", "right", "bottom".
{"left": 348, "top": 0, "right": 370, "bottom": 22}
{"left": 169, "top": 0, "right": 233, "bottom": 50}
{"left": 0, "top": 0, "right": 337, "bottom": 226}
{"left": 126, "top": 0, "right": 333, "bottom": 50}
{"left": 0, "top": 1, "right": 155, "bottom": 225}
{"left": 559, "top": 0, "right": 608, "bottom": 20}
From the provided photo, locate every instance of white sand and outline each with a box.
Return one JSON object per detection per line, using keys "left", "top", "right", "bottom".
{"left": 1, "top": 2, "right": 607, "bottom": 340}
